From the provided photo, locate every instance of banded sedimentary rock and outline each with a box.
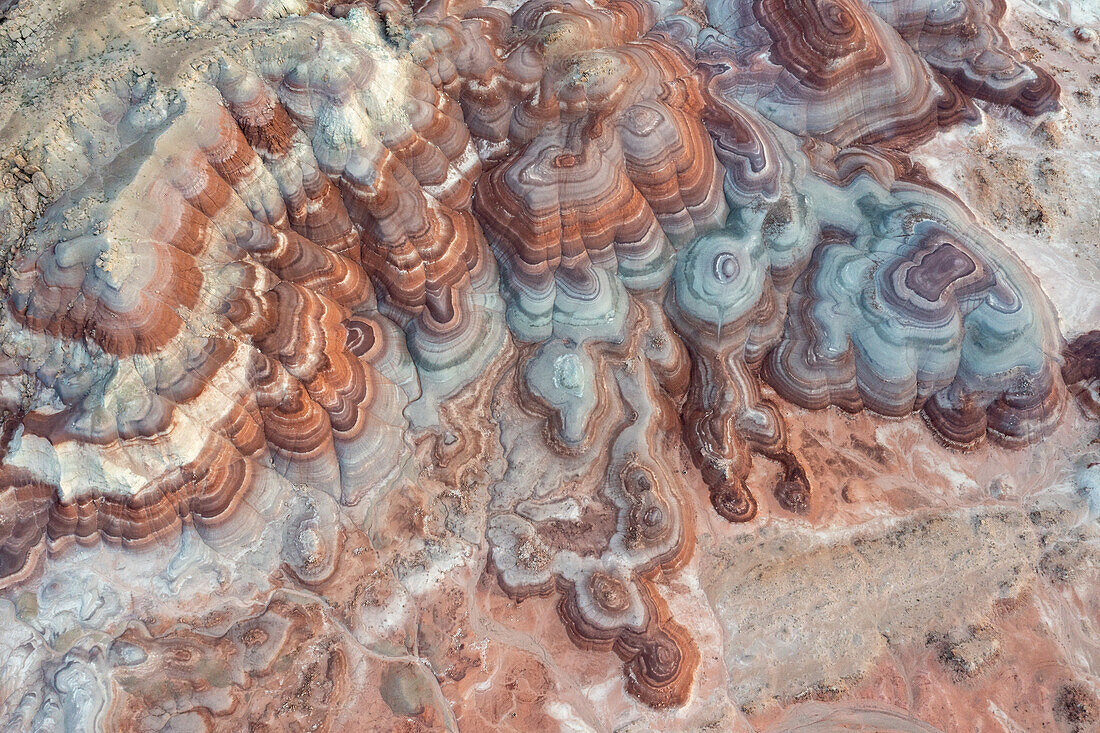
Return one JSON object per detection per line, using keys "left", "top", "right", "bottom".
{"left": 487, "top": 300, "right": 698, "bottom": 707}
{"left": 666, "top": 88, "right": 820, "bottom": 521}
{"left": 213, "top": 26, "right": 504, "bottom": 391}
{"left": 765, "top": 143, "right": 1065, "bottom": 448}
{"left": 670, "top": 223, "right": 814, "bottom": 521}
{"left": 701, "top": 0, "right": 980, "bottom": 149}
{"left": 0, "top": 0, "right": 1080, "bottom": 721}
{"left": 864, "top": 0, "right": 1060, "bottom": 114}
{"left": 0, "top": 18, "right": 450, "bottom": 581}
{"left": 412, "top": 0, "right": 728, "bottom": 339}
{"left": 1064, "top": 331, "right": 1100, "bottom": 416}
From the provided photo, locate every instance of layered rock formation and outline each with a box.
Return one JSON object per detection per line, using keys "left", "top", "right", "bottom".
{"left": 0, "top": 0, "right": 1096, "bottom": 726}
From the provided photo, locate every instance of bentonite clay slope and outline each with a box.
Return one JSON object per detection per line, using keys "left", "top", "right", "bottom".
{"left": 0, "top": 0, "right": 1097, "bottom": 727}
